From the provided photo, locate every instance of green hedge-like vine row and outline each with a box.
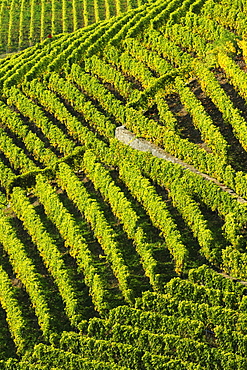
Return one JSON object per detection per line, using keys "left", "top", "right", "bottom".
{"left": 10, "top": 187, "right": 83, "bottom": 326}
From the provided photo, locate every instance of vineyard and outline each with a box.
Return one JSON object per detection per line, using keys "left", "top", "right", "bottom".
{"left": 0, "top": 0, "right": 247, "bottom": 368}
{"left": 0, "top": 0, "right": 149, "bottom": 54}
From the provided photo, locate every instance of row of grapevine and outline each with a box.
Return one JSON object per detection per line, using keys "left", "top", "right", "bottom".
{"left": 0, "top": 0, "right": 152, "bottom": 53}
{"left": 6, "top": 86, "right": 76, "bottom": 156}
{"left": 10, "top": 187, "right": 85, "bottom": 326}
{"left": 45, "top": 72, "right": 116, "bottom": 139}
{"left": 0, "top": 211, "right": 54, "bottom": 338}
{"left": 0, "top": 264, "right": 29, "bottom": 353}
{"left": 137, "top": 291, "right": 242, "bottom": 332}
{"left": 193, "top": 60, "right": 247, "bottom": 154}
{"left": 0, "top": 127, "right": 38, "bottom": 173}
{"left": 18, "top": 0, "right": 31, "bottom": 49}
{"left": 17, "top": 343, "right": 127, "bottom": 370}
{"left": 174, "top": 76, "right": 229, "bottom": 158}
{"left": 57, "top": 330, "right": 203, "bottom": 369}
{"left": 140, "top": 27, "right": 247, "bottom": 196}
{"left": 165, "top": 277, "right": 241, "bottom": 310}
{"left": 57, "top": 162, "right": 136, "bottom": 304}
{"left": 103, "top": 140, "right": 247, "bottom": 252}
{"left": 22, "top": 79, "right": 108, "bottom": 152}
{"left": 84, "top": 54, "right": 139, "bottom": 101}
{"left": 0, "top": 0, "right": 247, "bottom": 366}
{"left": 34, "top": 173, "right": 114, "bottom": 313}
{"left": 82, "top": 143, "right": 223, "bottom": 266}
{"left": 2, "top": 265, "right": 247, "bottom": 368}
{"left": 81, "top": 149, "right": 168, "bottom": 289}
{"left": 201, "top": 0, "right": 247, "bottom": 36}
{"left": 71, "top": 60, "right": 237, "bottom": 190}
{"left": 217, "top": 51, "right": 247, "bottom": 102}
{"left": 188, "top": 265, "right": 244, "bottom": 293}
{"left": 0, "top": 1, "right": 9, "bottom": 52}
{"left": 7, "top": 0, "right": 20, "bottom": 52}
{"left": 0, "top": 157, "right": 16, "bottom": 189}
{"left": 89, "top": 308, "right": 205, "bottom": 340}
{"left": 117, "top": 159, "right": 188, "bottom": 273}
{"left": 0, "top": 100, "right": 58, "bottom": 168}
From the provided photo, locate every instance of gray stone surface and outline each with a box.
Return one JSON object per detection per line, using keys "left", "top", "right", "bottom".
{"left": 115, "top": 126, "right": 178, "bottom": 162}
{"left": 115, "top": 125, "right": 247, "bottom": 204}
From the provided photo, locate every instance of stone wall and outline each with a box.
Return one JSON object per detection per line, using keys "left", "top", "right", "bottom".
{"left": 115, "top": 126, "right": 247, "bottom": 203}
{"left": 115, "top": 126, "right": 177, "bottom": 163}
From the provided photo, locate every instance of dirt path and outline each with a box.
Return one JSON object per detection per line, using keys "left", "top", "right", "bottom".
{"left": 115, "top": 126, "right": 247, "bottom": 204}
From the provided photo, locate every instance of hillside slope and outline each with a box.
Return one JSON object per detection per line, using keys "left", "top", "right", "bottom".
{"left": 0, "top": 0, "right": 150, "bottom": 54}
{"left": 1, "top": 0, "right": 247, "bottom": 368}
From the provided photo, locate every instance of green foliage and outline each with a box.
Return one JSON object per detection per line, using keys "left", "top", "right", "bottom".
{"left": 34, "top": 173, "right": 111, "bottom": 314}
{"left": 10, "top": 187, "right": 83, "bottom": 326}
{"left": 82, "top": 149, "right": 164, "bottom": 289}
{"left": 118, "top": 159, "right": 188, "bottom": 273}
{"left": 57, "top": 162, "right": 135, "bottom": 304}
{"left": 0, "top": 0, "right": 247, "bottom": 367}
{"left": 0, "top": 211, "right": 53, "bottom": 338}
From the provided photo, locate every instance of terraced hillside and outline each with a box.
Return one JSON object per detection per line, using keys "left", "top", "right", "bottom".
{"left": 1, "top": 0, "right": 247, "bottom": 368}
{"left": 0, "top": 0, "right": 149, "bottom": 54}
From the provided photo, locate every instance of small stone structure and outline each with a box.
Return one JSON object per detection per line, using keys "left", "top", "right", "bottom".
{"left": 115, "top": 125, "right": 247, "bottom": 204}
{"left": 115, "top": 125, "right": 177, "bottom": 163}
